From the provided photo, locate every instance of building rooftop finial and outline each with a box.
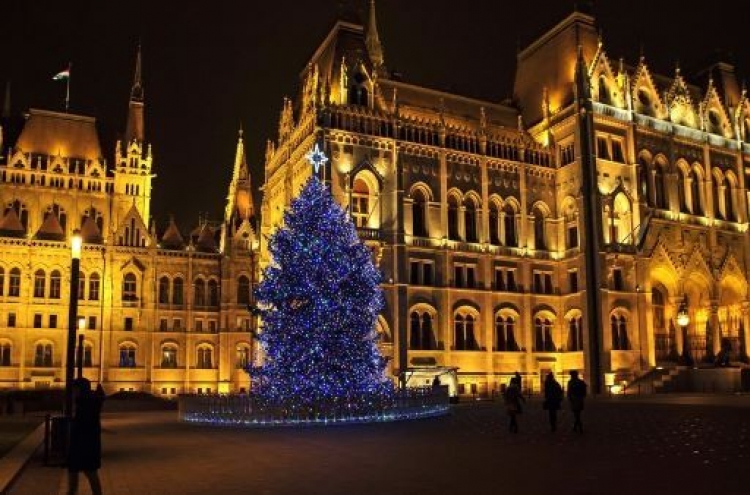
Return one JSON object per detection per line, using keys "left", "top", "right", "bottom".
{"left": 365, "top": 0, "right": 385, "bottom": 69}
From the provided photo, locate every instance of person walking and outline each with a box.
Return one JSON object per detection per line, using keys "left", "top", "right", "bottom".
{"left": 67, "top": 378, "right": 105, "bottom": 495}
{"left": 567, "top": 370, "right": 587, "bottom": 433}
{"left": 503, "top": 378, "right": 525, "bottom": 433}
{"left": 512, "top": 371, "right": 523, "bottom": 393}
{"left": 543, "top": 372, "right": 563, "bottom": 432}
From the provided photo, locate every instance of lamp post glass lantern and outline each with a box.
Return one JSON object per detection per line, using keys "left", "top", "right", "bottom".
{"left": 677, "top": 297, "right": 693, "bottom": 366}
{"left": 64, "top": 230, "right": 83, "bottom": 419}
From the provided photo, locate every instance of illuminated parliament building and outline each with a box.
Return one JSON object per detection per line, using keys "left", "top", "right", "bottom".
{"left": 0, "top": 49, "right": 259, "bottom": 395}
{"left": 3, "top": 3, "right": 750, "bottom": 396}
{"left": 260, "top": 3, "right": 750, "bottom": 394}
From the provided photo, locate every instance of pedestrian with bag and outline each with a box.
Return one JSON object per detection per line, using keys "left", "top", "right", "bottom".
{"left": 567, "top": 370, "right": 587, "bottom": 433}
{"left": 503, "top": 378, "right": 525, "bottom": 433}
{"left": 67, "top": 378, "right": 106, "bottom": 495}
{"left": 542, "top": 372, "right": 563, "bottom": 432}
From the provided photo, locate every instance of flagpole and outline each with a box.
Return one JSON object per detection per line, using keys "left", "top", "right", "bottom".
{"left": 65, "top": 62, "right": 71, "bottom": 112}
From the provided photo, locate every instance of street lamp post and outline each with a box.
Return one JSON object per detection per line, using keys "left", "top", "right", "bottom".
{"left": 64, "top": 230, "right": 83, "bottom": 419}
{"left": 76, "top": 316, "right": 86, "bottom": 379}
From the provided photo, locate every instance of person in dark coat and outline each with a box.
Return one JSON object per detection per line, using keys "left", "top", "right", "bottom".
{"left": 503, "top": 379, "right": 525, "bottom": 433}
{"left": 543, "top": 372, "right": 564, "bottom": 432}
{"left": 67, "top": 378, "right": 105, "bottom": 495}
{"left": 567, "top": 370, "right": 587, "bottom": 433}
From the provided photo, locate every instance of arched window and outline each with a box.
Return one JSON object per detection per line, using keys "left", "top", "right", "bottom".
{"left": 448, "top": 196, "right": 461, "bottom": 241}
{"left": 194, "top": 279, "right": 206, "bottom": 307}
{"left": 159, "top": 277, "right": 170, "bottom": 304}
{"left": 49, "top": 270, "right": 61, "bottom": 299}
{"left": 724, "top": 177, "right": 735, "bottom": 221}
{"left": 412, "top": 189, "right": 428, "bottom": 237}
{"left": 654, "top": 164, "right": 667, "bottom": 209}
{"left": 0, "top": 343, "right": 11, "bottom": 366}
{"left": 78, "top": 271, "right": 86, "bottom": 300}
{"left": 568, "top": 317, "right": 584, "bottom": 351}
{"left": 533, "top": 206, "right": 547, "bottom": 250}
{"left": 503, "top": 203, "right": 517, "bottom": 247}
{"left": 8, "top": 268, "right": 21, "bottom": 297}
{"left": 690, "top": 167, "right": 703, "bottom": 215}
{"left": 409, "top": 311, "right": 436, "bottom": 350}
{"left": 351, "top": 178, "right": 370, "bottom": 228}
{"left": 678, "top": 168, "right": 689, "bottom": 213}
{"left": 638, "top": 158, "right": 651, "bottom": 205}
{"left": 464, "top": 197, "right": 478, "bottom": 243}
{"left": 495, "top": 315, "right": 518, "bottom": 351}
{"left": 33, "top": 269, "right": 46, "bottom": 298}
{"left": 611, "top": 314, "right": 630, "bottom": 350}
{"left": 173, "top": 278, "right": 184, "bottom": 306}
{"left": 410, "top": 312, "right": 421, "bottom": 349}
{"left": 454, "top": 313, "right": 478, "bottom": 351}
{"left": 236, "top": 345, "right": 251, "bottom": 369}
{"left": 713, "top": 172, "right": 723, "bottom": 219}
{"left": 534, "top": 318, "right": 555, "bottom": 352}
{"left": 34, "top": 343, "right": 53, "bottom": 367}
{"left": 89, "top": 273, "right": 100, "bottom": 301}
{"left": 197, "top": 346, "right": 213, "bottom": 369}
{"left": 237, "top": 276, "right": 251, "bottom": 305}
{"left": 161, "top": 345, "right": 178, "bottom": 368}
{"left": 208, "top": 280, "right": 219, "bottom": 307}
{"left": 122, "top": 273, "right": 137, "bottom": 301}
{"left": 489, "top": 203, "right": 500, "bottom": 245}
{"left": 119, "top": 344, "right": 136, "bottom": 368}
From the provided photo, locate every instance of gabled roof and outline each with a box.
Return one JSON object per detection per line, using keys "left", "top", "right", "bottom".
{"left": 16, "top": 109, "right": 102, "bottom": 160}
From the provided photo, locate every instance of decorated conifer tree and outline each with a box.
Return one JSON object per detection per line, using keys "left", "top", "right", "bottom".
{"left": 250, "top": 172, "right": 391, "bottom": 407}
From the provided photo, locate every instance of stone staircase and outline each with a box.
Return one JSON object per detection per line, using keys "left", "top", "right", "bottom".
{"left": 624, "top": 365, "right": 747, "bottom": 393}
{"left": 623, "top": 366, "right": 687, "bottom": 394}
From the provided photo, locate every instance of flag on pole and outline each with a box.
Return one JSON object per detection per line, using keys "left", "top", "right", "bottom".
{"left": 52, "top": 67, "right": 70, "bottom": 81}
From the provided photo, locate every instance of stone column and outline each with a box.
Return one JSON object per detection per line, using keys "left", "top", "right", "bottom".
{"left": 710, "top": 300, "right": 721, "bottom": 356}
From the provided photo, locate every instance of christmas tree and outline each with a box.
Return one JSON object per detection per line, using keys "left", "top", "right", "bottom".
{"left": 251, "top": 174, "right": 391, "bottom": 408}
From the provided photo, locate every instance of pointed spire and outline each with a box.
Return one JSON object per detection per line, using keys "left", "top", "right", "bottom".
{"left": 131, "top": 41, "right": 143, "bottom": 102}
{"left": 224, "top": 126, "right": 254, "bottom": 227}
{"left": 161, "top": 215, "right": 185, "bottom": 249}
{"left": 36, "top": 212, "right": 65, "bottom": 241}
{"left": 80, "top": 214, "right": 103, "bottom": 244}
{"left": 0, "top": 208, "right": 25, "bottom": 236}
{"left": 365, "top": 0, "right": 385, "bottom": 69}
{"left": 125, "top": 43, "right": 145, "bottom": 144}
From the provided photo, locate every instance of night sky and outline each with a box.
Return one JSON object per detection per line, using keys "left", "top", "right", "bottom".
{"left": 2, "top": 1, "right": 748, "bottom": 231}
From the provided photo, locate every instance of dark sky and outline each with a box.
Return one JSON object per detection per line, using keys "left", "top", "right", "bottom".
{"left": 2, "top": 1, "right": 748, "bottom": 231}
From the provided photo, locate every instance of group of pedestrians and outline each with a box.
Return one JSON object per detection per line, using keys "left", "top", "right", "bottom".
{"left": 502, "top": 370, "right": 587, "bottom": 434}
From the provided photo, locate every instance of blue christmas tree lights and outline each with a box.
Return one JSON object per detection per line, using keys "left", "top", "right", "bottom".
{"left": 250, "top": 173, "right": 393, "bottom": 412}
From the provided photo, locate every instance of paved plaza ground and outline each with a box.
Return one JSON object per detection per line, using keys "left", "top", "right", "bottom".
{"left": 8, "top": 395, "right": 750, "bottom": 495}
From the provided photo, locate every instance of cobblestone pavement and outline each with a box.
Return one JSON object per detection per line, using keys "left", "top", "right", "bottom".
{"left": 9, "top": 396, "right": 750, "bottom": 495}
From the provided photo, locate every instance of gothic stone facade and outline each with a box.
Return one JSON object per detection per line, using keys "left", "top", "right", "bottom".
{"left": 260, "top": 8, "right": 750, "bottom": 395}
{"left": 0, "top": 51, "right": 259, "bottom": 395}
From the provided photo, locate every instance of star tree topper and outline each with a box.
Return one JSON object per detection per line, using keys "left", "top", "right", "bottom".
{"left": 305, "top": 142, "right": 329, "bottom": 174}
